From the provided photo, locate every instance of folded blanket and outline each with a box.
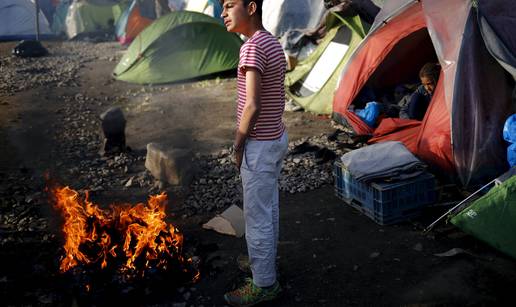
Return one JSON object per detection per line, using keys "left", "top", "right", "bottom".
{"left": 340, "top": 141, "right": 426, "bottom": 183}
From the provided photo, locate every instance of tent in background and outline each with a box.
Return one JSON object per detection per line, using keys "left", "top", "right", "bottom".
{"left": 262, "top": 0, "right": 326, "bottom": 38}
{"left": 115, "top": 0, "right": 223, "bottom": 46}
{"left": 370, "top": 0, "right": 384, "bottom": 9}
{"left": 51, "top": 0, "right": 71, "bottom": 35}
{"left": 64, "top": 0, "right": 128, "bottom": 39}
{"left": 332, "top": 0, "right": 515, "bottom": 186}
{"left": 38, "top": 0, "right": 58, "bottom": 22}
{"left": 116, "top": 0, "right": 159, "bottom": 45}
{"left": 285, "top": 10, "right": 367, "bottom": 115}
{"left": 184, "top": 0, "right": 222, "bottom": 21}
{"left": 0, "top": 0, "right": 53, "bottom": 41}
{"left": 113, "top": 11, "right": 241, "bottom": 84}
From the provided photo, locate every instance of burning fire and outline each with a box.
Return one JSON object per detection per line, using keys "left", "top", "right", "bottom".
{"left": 50, "top": 186, "right": 199, "bottom": 282}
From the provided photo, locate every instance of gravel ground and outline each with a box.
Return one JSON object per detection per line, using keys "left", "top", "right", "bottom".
{"left": 0, "top": 42, "right": 121, "bottom": 96}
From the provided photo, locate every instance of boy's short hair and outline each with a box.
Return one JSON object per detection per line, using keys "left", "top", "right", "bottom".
{"left": 221, "top": 0, "right": 263, "bottom": 16}
{"left": 419, "top": 62, "right": 440, "bottom": 82}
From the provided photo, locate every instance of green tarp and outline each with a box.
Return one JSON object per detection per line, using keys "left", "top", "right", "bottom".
{"left": 285, "top": 13, "right": 367, "bottom": 115}
{"left": 451, "top": 175, "right": 516, "bottom": 259}
{"left": 113, "top": 11, "right": 242, "bottom": 84}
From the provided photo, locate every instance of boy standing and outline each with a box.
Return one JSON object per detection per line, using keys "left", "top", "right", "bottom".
{"left": 221, "top": 0, "right": 288, "bottom": 306}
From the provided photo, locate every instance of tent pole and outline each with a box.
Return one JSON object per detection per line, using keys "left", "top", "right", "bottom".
{"left": 424, "top": 178, "right": 497, "bottom": 233}
{"left": 35, "top": 0, "right": 40, "bottom": 41}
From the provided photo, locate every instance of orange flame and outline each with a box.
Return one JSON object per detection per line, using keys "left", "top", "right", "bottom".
{"left": 51, "top": 186, "right": 198, "bottom": 281}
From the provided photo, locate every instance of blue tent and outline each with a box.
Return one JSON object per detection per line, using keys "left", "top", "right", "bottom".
{"left": 0, "top": 0, "right": 53, "bottom": 41}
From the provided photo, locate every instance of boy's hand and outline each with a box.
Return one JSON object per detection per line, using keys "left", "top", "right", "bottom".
{"left": 234, "top": 149, "right": 243, "bottom": 170}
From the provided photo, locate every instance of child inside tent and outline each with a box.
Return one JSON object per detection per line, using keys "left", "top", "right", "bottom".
{"left": 399, "top": 62, "right": 440, "bottom": 120}
{"left": 349, "top": 62, "right": 440, "bottom": 127}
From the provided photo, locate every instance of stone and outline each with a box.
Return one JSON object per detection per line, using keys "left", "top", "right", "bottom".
{"left": 145, "top": 143, "right": 194, "bottom": 186}
{"left": 369, "top": 252, "right": 381, "bottom": 258}
{"left": 124, "top": 177, "right": 134, "bottom": 187}
{"left": 99, "top": 107, "right": 126, "bottom": 155}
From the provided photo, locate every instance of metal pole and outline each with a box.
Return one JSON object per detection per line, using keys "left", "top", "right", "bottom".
{"left": 424, "top": 178, "right": 497, "bottom": 233}
{"left": 35, "top": 0, "right": 40, "bottom": 41}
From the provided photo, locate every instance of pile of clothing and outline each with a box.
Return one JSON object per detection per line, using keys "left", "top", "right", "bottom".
{"left": 340, "top": 141, "right": 426, "bottom": 183}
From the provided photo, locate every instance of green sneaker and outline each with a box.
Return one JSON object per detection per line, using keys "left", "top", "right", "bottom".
{"left": 224, "top": 278, "right": 282, "bottom": 307}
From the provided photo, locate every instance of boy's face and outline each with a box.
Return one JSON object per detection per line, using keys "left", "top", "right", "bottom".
{"left": 421, "top": 76, "right": 436, "bottom": 95}
{"left": 221, "top": 0, "right": 250, "bottom": 33}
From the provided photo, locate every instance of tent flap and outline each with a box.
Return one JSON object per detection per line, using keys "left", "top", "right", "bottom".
{"left": 451, "top": 10, "right": 514, "bottom": 185}
{"left": 477, "top": 0, "right": 516, "bottom": 80}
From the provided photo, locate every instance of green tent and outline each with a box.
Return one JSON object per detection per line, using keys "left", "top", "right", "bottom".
{"left": 113, "top": 11, "right": 242, "bottom": 84}
{"left": 65, "top": 0, "right": 128, "bottom": 39}
{"left": 286, "top": 13, "right": 367, "bottom": 115}
{"left": 51, "top": 0, "right": 69, "bottom": 35}
{"left": 451, "top": 175, "right": 516, "bottom": 259}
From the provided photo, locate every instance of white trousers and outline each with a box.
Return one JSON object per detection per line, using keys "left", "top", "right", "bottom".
{"left": 240, "top": 131, "right": 288, "bottom": 287}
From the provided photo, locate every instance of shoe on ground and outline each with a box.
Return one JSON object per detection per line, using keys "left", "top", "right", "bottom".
{"left": 224, "top": 277, "right": 282, "bottom": 307}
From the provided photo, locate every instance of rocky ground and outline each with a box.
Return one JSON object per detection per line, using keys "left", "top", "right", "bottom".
{"left": 1, "top": 40, "right": 516, "bottom": 306}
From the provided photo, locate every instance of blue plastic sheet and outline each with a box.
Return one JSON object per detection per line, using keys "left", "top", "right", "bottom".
{"left": 504, "top": 114, "right": 516, "bottom": 166}
{"left": 356, "top": 101, "right": 381, "bottom": 127}
{"left": 508, "top": 143, "right": 516, "bottom": 167}
{"left": 503, "top": 114, "right": 516, "bottom": 143}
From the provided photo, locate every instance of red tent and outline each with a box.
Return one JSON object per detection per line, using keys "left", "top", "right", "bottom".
{"left": 116, "top": 0, "right": 156, "bottom": 45}
{"left": 332, "top": 0, "right": 515, "bottom": 186}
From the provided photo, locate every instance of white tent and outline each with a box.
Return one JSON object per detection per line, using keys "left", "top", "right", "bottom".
{"left": 183, "top": 0, "right": 222, "bottom": 20}
{"left": 262, "top": 0, "right": 326, "bottom": 38}
{"left": 0, "top": 0, "right": 52, "bottom": 41}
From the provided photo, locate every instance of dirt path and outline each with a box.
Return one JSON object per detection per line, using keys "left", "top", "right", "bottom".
{"left": 1, "top": 41, "right": 515, "bottom": 306}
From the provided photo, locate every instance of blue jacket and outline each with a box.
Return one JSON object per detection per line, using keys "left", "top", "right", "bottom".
{"left": 406, "top": 85, "right": 432, "bottom": 121}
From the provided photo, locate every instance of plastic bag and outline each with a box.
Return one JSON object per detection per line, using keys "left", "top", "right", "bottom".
{"left": 503, "top": 114, "right": 516, "bottom": 143}
{"left": 508, "top": 143, "right": 516, "bottom": 167}
{"left": 356, "top": 101, "right": 381, "bottom": 127}
{"left": 296, "top": 41, "right": 317, "bottom": 62}
{"left": 12, "top": 40, "right": 48, "bottom": 58}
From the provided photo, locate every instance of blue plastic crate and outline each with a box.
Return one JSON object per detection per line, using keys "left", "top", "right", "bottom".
{"left": 334, "top": 161, "right": 437, "bottom": 225}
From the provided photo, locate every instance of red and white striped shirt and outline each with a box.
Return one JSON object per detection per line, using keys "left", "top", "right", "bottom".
{"left": 237, "top": 30, "right": 286, "bottom": 140}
